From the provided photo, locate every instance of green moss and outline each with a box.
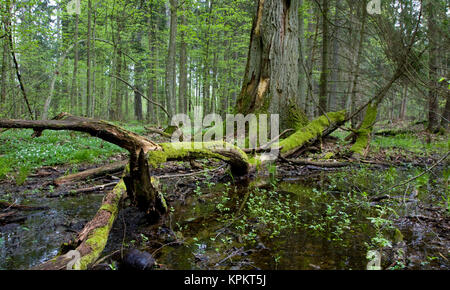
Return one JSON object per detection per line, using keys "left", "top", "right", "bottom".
{"left": 73, "top": 180, "right": 125, "bottom": 270}
{"left": 351, "top": 103, "right": 378, "bottom": 155}
{"left": 350, "top": 134, "right": 369, "bottom": 155}
{"left": 99, "top": 203, "right": 117, "bottom": 214}
{"left": 322, "top": 152, "right": 334, "bottom": 160}
{"left": 147, "top": 141, "right": 248, "bottom": 168}
{"left": 279, "top": 110, "right": 346, "bottom": 154}
{"left": 285, "top": 102, "right": 309, "bottom": 131}
{"left": 76, "top": 225, "right": 111, "bottom": 270}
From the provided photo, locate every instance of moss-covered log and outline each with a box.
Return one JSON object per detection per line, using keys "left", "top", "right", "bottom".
{"left": 148, "top": 142, "right": 249, "bottom": 176}
{"left": 34, "top": 179, "right": 126, "bottom": 270}
{"left": 278, "top": 110, "right": 347, "bottom": 157}
{"left": 350, "top": 102, "right": 378, "bottom": 155}
{"left": 0, "top": 113, "right": 160, "bottom": 154}
{"left": 0, "top": 114, "right": 250, "bottom": 220}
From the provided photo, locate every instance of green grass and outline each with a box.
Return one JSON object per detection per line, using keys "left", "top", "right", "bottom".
{"left": 0, "top": 124, "right": 146, "bottom": 180}
{"left": 372, "top": 133, "right": 449, "bottom": 155}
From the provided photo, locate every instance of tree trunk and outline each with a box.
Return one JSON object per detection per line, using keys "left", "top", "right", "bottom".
{"left": 165, "top": 0, "right": 178, "bottom": 119}
{"left": 318, "top": 0, "right": 329, "bottom": 113}
{"left": 86, "top": 0, "right": 92, "bottom": 117}
{"left": 4, "top": 0, "right": 33, "bottom": 119}
{"left": 1, "top": 33, "right": 7, "bottom": 112}
{"left": 442, "top": 90, "right": 450, "bottom": 130}
{"left": 426, "top": 0, "right": 440, "bottom": 133}
{"left": 179, "top": 8, "right": 188, "bottom": 115}
{"left": 236, "top": 0, "right": 308, "bottom": 131}
{"left": 329, "top": 0, "right": 342, "bottom": 112}
{"left": 70, "top": 12, "right": 79, "bottom": 115}
{"left": 400, "top": 83, "right": 407, "bottom": 121}
{"left": 133, "top": 29, "right": 143, "bottom": 121}
{"left": 348, "top": 3, "right": 367, "bottom": 128}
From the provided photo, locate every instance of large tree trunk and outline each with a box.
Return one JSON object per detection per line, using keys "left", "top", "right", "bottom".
{"left": 329, "top": 0, "right": 342, "bottom": 112}
{"left": 297, "top": 0, "right": 306, "bottom": 110}
{"left": 1, "top": 32, "right": 7, "bottom": 112}
{"left": 236, "top": 0, "right": 308, "bottom": 131}
{"left": 133, "top": 28, "right": 144, "bottom": 121}
{"left": 86, "top": 0, "right": 92, "bottom": 117}
{"left": 318, "top": 0, "right": 329, "bottom": 113}
{"left": 347, "top": 3, "right": 367, "bottom": 128}
{"left": 179, "top": 7, "right": 188, "bottom": 115}
{"left": 70, "top": 12, "right": 79, "bottom": 115}
{"left": 165, "top": 0, "right": 178, "bottom": 119}
{"left": 147, "top": 2, "right": 156, "bottom": 123}
{"left": 426, "top": 0, "right": 440, "bottom": 133}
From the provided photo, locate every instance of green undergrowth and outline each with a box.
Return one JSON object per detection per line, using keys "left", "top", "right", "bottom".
{"left": 372, "top": 133, "right": 449, "bottom": 155}
{"left": 0, "top": 126, "right": 146, "bottom": 181}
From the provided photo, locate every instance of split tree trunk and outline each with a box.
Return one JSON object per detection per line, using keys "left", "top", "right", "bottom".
{"left": 236, "top": 0, "right": 308, "bottom": 131}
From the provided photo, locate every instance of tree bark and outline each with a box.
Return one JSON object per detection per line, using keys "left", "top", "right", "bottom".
{"left": 86, "top": 0, "right": 92, "bottom": 117}
{"left": 347, "top": 3, "right": 367, "bottom": 128}
{"left": 426, "top": 0, "right": 440, "bottom": 132}
{"left": 166, "top": 0, "right": 178, "bottom": 119}
{"left": 54, "top": 160, "right": 128, "bottom": 186}
{"left": 70, "top": 12, "right": 79, "bottom": 115}
{"left": 179, "top": 7, "right": 188, "bottom": 115}
{"left": 237, "top": 0, "right": 308, "bottom": 131}
{"left": 318, "top": 0, "right": 329, "bottom": 112}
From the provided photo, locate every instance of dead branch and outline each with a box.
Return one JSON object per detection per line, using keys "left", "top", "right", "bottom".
{"left": 144, "top": 126, "right": 172, "bottom": 138}
{"left": 0, "top": 201, "right": 49, "bottom": 211}
{"left": 281, "top": 157, "right": 351, "bottom": 168}
{"left": 110, "top": 75, "right": 170, "bottom": 118}
{"left": 53, "top": 160, "right": 128, "bottom": 186}
{"left": 47, "top": 182, "right": 119, "bottom": 198}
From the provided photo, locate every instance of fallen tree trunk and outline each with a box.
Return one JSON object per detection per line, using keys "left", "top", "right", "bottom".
{"left": 278, "top": 110, "right": 347, "bottom": 158}
{"left": 34, "top": 179, "right": 126, "bottom": 270}
{"left": 349, "top": 102, "right": 378, "bottom": 156}
{"left": 281, "top": 157, "right": 351, "bottom": 168}
{"left": 0, "top": 113, "right": 249, "bottom": 218}
{"left": 54, "top": 160, "right": 128, "bottom": 186}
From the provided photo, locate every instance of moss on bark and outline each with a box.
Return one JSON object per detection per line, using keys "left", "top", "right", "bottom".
{"left": 350, "top": 103, "right": 378, "bottom": 155}
{"left": 279, "top": 110, "right": 346, "bottom": 156}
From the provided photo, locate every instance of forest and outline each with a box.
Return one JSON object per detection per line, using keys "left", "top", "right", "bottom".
{"left": 0, "top": 0, "right": 448, "bottom": 271}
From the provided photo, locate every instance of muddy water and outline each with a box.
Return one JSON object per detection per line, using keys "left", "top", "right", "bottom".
{"left": 0, "top": 194, "right": 102, "bottom": 269}
{"left": 152, "top": 167, "right": 449, "bottom": 270}
{"left": 0, "top": 166, "right": 448, "bottom": 270}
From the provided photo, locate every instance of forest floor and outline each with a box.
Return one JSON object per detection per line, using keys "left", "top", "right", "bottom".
{"left": 0, "top": 121, "right": 448, "bottom": 270}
